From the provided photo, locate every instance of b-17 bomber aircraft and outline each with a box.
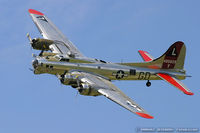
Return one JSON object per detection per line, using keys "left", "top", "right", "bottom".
{"left": 28, "top": 9, "right": 194, "bottom": 119}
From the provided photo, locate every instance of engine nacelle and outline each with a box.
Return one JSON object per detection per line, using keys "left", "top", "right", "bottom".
{"left": 31, "top": 38, "right": 54, "bottom": 51}
{"left": 60, "top": 73, "right": 77, "bottom": 86}
{"left": 59, "top": 72, "right": 101, "bottom": 96}
{"left": 77, "top": 83, "right": 101, "bottom": 96}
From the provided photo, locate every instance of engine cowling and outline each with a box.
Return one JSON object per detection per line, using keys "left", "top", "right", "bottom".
{"left": 60, "top": 74, "right": 77, "bottom": 86}
{"left": 31, "top": 38, "right": 53, "bottom": 51}
{"left": 77, "top": 83, "right": 101, "bottom": 96}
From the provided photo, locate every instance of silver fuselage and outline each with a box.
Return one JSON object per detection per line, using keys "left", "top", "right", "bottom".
{"left": 32, "top": 55, "right": 186, "bottom": 81}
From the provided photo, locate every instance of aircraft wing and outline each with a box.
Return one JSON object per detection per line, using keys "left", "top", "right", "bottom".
{"left": 28, "top": 9, "right": 84, "bottom": 57}
{"left": 72, "top": 71, "right": 153, "bottom": 119}
{"left": 138, "top": 50, "right": 194, "bottom": 95}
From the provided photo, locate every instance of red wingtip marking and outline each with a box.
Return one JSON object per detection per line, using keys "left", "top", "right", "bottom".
{"left": 136, "top": 112, "right": 154, "bottom": 119}
{"left": 28, "top": 9, "right": 44, "bottom": 15}
{"left": 184, "top": 92, "right": 194, "bottom": 95}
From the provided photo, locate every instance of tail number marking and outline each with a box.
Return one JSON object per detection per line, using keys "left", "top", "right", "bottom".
{"left": 138, "top": 72, "right": 151, "bottom": 80}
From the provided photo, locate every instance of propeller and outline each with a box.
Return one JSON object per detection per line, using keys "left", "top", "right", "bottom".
{"left": 58, "top": 71, "right": 68, "bottom": 83}
{"left": 26, "top": 33, "right": 38, "bottom": 49}
{"left": 27, "top": 33, "right": 44, "bottom": 58}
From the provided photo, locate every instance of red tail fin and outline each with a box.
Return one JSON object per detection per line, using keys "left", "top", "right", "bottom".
{"left": 161, "top": 41, "right": 185, "bottom": 69}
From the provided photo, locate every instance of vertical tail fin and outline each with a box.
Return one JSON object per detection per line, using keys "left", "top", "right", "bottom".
{"left": 121, "top": 41, "right": 186, "bottom": 70}
{"left": 152, "top": 41, "right": 186, "bottom": 69}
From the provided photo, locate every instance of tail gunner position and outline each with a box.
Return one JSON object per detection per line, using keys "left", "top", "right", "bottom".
{"left": 28, "top": 9, "right": 193, "bottom": 119}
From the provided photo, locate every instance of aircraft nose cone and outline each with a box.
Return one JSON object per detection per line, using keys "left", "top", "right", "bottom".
{"left": 32, "top": 59, "right": 38, "bottom": 69}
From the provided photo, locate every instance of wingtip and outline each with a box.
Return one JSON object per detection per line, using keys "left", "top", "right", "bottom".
{"left": 184, "top": 92, "right": 194, "bottom": 95}
{"left": 28, "top": 9, "right": 44, "bottom": 15}
{"left": 136, "top": 112, "right": 154, "bottom": 119}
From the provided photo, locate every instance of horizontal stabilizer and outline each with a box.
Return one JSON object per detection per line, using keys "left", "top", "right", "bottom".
{"left": 138, "top": 50, "right": 154, "bottom": 62}
{"left": 157, "top": 73, "right": 194, "bottom": 95}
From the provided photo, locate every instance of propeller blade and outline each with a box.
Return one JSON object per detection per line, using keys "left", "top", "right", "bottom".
{"left": 76, "top": 91, "right": 79, "bottom": 97}
{"left": 27, "top": 33, "right": 32, "bottom": 43}
{"left": 29, "top": 68, "right": 34, "bottom": 71}
{"left": 27, "top": 33, "right": 33, "bottom": 51}
{"left": 39, "top": 50, "right": 44, "bottom": 56}
{"left": 32, "top": 53, "right": 37, "bottom": 58}
{"left": 56, "top": 74, "right": 62, "bottom": 80}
